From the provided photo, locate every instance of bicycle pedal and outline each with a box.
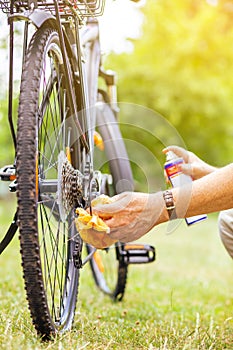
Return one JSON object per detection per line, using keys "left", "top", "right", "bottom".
{"left": 118, "top": 243, "right": 156, "bottom": 265}
{"left": 0, "top": 165, "right": 16, "bottom": 181}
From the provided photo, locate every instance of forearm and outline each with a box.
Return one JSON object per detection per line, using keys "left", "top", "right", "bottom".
{"left": 155, "top": 163, "right": 233, "bottom": 225}
{"left": 93, "top": 163, "right": 233, "bottom": 244}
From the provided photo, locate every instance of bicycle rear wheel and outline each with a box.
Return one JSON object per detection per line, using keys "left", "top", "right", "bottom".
{"left": 87, "top": 101, "right": 134, "bottom": 301}
{"left": 17, "top": 25, "right": 83, "bottom": 338}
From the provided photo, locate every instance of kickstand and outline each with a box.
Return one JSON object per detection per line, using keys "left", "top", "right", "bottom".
{"left": 0, "top": 211, "right": 18, "bottom": 255}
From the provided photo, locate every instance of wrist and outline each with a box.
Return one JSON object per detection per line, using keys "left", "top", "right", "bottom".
{"left": 150, "top": 192, "right": 170, "bottom": 225}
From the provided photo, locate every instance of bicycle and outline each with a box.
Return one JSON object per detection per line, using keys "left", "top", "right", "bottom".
{"left": 0, "top": 0, "right": 155, "bottom": 339}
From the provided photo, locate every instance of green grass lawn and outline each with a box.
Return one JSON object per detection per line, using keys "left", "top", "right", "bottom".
{"left": 1, "top": 197, "right": 233, "bottom": 349}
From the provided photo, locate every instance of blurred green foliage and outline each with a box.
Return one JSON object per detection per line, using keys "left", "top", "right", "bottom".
{"left": 106, "top": 0, "right": 233, "bottom": 168}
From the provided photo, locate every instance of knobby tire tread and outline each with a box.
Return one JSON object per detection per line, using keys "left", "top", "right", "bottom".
{"left": 17, "top": 26, "right": 54, "bottom": 339}
{"left": 17, "top": 25, "right": 79, "bottom": 339}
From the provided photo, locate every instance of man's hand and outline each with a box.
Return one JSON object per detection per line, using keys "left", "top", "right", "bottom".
{"left": 94, "top": 191, "right": 166, "bottom": 243}
{"left": 163, "top": 145, "right": 216, "bottom": 180}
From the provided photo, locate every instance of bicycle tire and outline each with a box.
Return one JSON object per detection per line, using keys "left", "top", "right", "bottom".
{"left": 17, "top": 25, "right": 83, "bottom": 338}
{"left": 87, "top": 101, "right": 134, "bottom": 301}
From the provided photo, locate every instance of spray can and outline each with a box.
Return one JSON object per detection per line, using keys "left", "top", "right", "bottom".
{"left": 164, "top": 151, "right": 207, "bottom": 225}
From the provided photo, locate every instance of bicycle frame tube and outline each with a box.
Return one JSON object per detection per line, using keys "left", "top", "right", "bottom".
{"left": 53, "top": 0, "right": 90, "bottom": 153}
{"left": 79, "top": 19, "right": 101, "bottom": 152}
{"left": 81, "top": 19, "right": 100, "bottom": 110}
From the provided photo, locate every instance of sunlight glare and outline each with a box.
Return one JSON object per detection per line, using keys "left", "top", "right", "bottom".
{"left": 99, "top": 0, "right": 145, "bottom": 54}
{"left": 206, "top": 0, "right": 218, "bottom": 6}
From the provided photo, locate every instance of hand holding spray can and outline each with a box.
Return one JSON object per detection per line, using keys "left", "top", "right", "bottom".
{"left": 164, "top": 151, "right": 207, "bottom": 225}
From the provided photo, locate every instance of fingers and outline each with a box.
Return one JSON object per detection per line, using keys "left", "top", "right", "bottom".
{"left": 163, "top": 145, "right": 189, "bottom": 162}
{"left": 106, "top": 224, "right": 133, "bottom": 242}
{"left": 93, "top": 191, "right": 134, "bottom": 216}
{"left": 179, "top": 163, "right": 193, "bottom": 177}
{"left": 180, "top": 162, "right": 211, "bottom": 180}
{"left": 89, "top": 192, "right": 152, "bottom": 243}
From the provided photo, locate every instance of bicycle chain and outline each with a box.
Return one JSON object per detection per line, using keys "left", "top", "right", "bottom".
{"left": 73, "top": 237, "right": 83, "bottom": 269}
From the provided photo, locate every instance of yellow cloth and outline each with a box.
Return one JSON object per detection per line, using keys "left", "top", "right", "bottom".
{"left": 75, "top": 195, "right": 116, "bottom": 249}
{"left": 75, "top": 208, "right": 110, "bottom": 233}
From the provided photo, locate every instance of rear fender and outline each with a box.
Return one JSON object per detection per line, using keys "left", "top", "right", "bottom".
{"left": 8, "top": 9, "right": 56, "bottom": 28}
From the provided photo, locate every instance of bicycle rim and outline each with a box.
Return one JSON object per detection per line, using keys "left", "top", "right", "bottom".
{"left": 17, "top": 26, "right": 82, "bottom": 338}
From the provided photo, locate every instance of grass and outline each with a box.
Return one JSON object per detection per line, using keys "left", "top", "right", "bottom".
{"left": 1, "top": 197, "right": 233, "bottom": 349}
